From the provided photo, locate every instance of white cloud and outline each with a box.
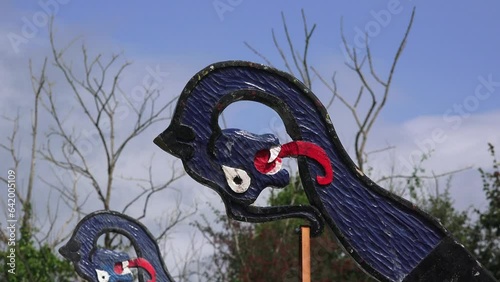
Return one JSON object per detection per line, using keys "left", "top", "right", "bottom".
{"left": 367, "top": 110, "right": 500, "bottom": 210}
{"left": 1, "top": 4, "right": 499, "bottom": 278}
{"left": 0, "top": 14, "right": 212, "bottom": 277}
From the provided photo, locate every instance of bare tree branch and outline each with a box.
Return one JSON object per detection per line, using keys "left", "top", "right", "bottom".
{"left": 246, "top": 9, "right": 316, "bottom": 89}
{"left": 377, "top": 166, "right": 472, "bottom": 183}
{"left": 27, "top": 19, "right": 188, "bottom": 249}
{"left": 310, "top": 8, "right": 416, "bottom": 171}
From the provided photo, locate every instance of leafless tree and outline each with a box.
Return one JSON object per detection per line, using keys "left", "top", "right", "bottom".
{"left": 0, "top": 21, "right": 196, "bottom": 278}
{"left": 245, "top": 8, "right": 466, "bottom": 190}
{"left": 0, "top": 59, "right": 46, "bottom": 244}
{"left": 194, "top": 8, "right": 474, "bottom": 281}
{"left": 246, "top": 9, "right": 414, "bottom": 173}
{"left": 38, "top": 20, "right": 194, "bottom": 249}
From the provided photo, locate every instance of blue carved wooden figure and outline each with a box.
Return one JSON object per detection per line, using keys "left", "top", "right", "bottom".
{"left": 61, "top": 61, "right": 497, "bottom": 282}
{"left": 60, "top": 211, "right": 173, "bottom": 282}
{"left": 153, "top": 61, "right": 497, "bottom": 281}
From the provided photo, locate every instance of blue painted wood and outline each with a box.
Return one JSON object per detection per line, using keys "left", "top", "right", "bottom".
{"left": 154, "top": 61, "right": 497, "bottom": 281}
{"left": 60, "top": 211, "right": 173, "bottom": 282}
{"left": 62, "top": 61, "right": 496, "bottom": 282}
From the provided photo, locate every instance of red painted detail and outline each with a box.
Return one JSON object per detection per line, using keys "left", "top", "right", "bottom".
{"left": 254, "top": 150, "right": 282, "bottom": 174}
{"left": 280, "top": 141, "right": 334, "bottom": 185}
{"left": 114, "top": 262, "right": 124, "bottom": 274}
{"left": 128, "top": 258, "right": 156, "bottom": 282}
{"left": 254, "top": 141, "right": 333, "bottom": 185}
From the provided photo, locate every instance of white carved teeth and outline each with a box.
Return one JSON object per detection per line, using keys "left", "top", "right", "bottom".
{"left": 122, "top": 261, "right": 131, "bottom": 275}
{"left": 266, "top": 158, "right": 283, "bottom": 175}
{"left": 268, "top": 146, "right": 281, "bottom": 163}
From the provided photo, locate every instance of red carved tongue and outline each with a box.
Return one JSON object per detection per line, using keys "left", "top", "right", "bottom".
{"left": 114, "top": 262, "right": 123, "bottom": 274}
{"left": 254, "top": 141, "right": 333, "bottom": 185}
{"left": 128, "top": 258, "right": 156, "bottom": 282}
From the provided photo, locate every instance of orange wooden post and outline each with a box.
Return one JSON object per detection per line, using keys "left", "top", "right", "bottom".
{"left": 300, "top": 226, "right": 311, "bottom": 282}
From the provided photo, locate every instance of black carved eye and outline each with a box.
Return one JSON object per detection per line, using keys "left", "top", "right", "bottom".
{"left": 233, "top": 176, "right": 243, "bottom": 185}
{"left": 221, "top": 165, "right": 251, "bottom": 193}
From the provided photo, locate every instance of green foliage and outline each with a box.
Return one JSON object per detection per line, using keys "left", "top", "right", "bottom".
{"left": 196, "top": 177, "right": 374, "bottom": 282}
{"left": 198, "top": 144, "right": 500, "bottom": 281}
{"left": 263, "top": 177, "right": 374, "bottom": 281}
{"left": 268, "top": 177, "right": 309, "bottom": 206}
{"left": 0, "top": 224, "right": 75, "bottom": 281}
{"left": 472, "top": 143, "right": 500, "bottom": 279}
{"left": 422, "top": 183, "right": 475, "bottom": 247}
{"left": 411, "top": 144, "right": 499, "bottom": 279}
{"left": 405, "top": 152, "right": 431, "bottom": 204}
{"left": 193, "top": 206, "right": 252, "bottom": 281}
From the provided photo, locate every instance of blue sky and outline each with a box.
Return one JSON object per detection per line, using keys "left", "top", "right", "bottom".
{"left": 1, "top": 1, "right": 500, "bottom": 276}
{"left": 4, "top": 1, "right": 499, "bottom": 121}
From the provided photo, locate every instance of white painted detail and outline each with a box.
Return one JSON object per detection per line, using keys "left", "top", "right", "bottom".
{"left": 244, "top": 81, "right": 265, "bottom": 91}
{"left": 268, "top": 146, "right": 281, "bottom": 163}
{"left": 222, "top": 165, "right": 251, "bottom": 193}
{"left": 122, "top": 260, "right": 132, "bottom": 275}
{"left": 266, "top": 158, "right": 283, "bottom": 175}
{"left": 96, "top": 269, "right": 110, "bottom": 282}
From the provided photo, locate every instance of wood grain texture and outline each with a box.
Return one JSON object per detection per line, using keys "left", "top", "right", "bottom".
{"left": 301, "top": 226, "right": 311, "bottom": 282}
{"left": 60, "top": 211, "right": 173, "bottom": 282}
{"left": 154, "top": 61, "right": 497, "bottom": 281}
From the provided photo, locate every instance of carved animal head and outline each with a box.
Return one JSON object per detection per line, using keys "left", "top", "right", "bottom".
{"left": 154, "top": 61, "right": 334, "bottom": 234}
{"left": 59, "top": 212, "right": 160, "bottom": 282}
{"left": 94, "top": 249, "right": 157, "bottom": 282}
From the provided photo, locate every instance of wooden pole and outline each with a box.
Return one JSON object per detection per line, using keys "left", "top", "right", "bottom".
{"left": 300, "top": 226, "right": 311, "bottom": 282}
